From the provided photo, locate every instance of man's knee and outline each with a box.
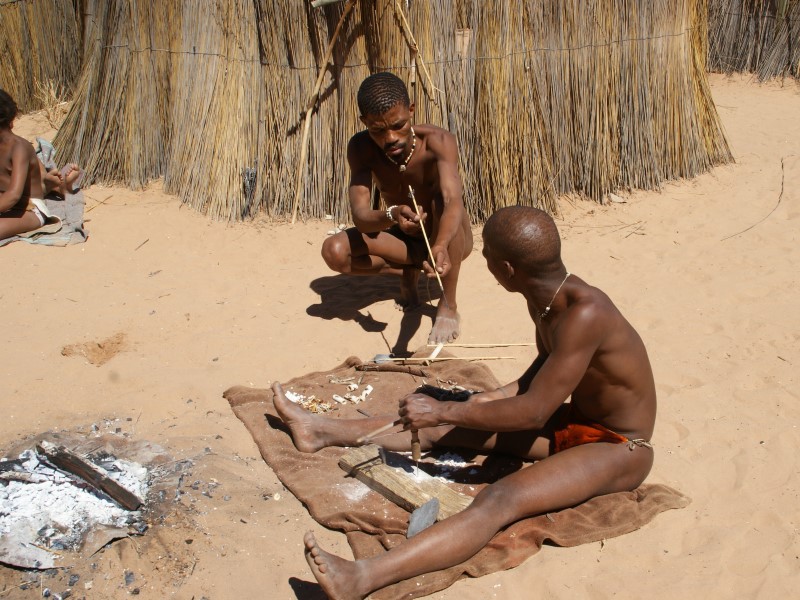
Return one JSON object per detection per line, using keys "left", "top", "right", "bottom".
{"left": 321, "top": 234, "right": 350, "bottom": 272}
{"left": 469, "top": 481, "right": 524, "bottom": 524}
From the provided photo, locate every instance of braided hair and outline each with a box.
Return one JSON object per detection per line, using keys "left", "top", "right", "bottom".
{"left": 357, "top": 72, "right": 410, "bottom": 117}
{"left": 0, "top": 89, "right": 18, "bottom": 129}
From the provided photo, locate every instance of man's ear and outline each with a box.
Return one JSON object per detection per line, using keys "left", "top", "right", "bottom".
{"left": 504, "top": 261, "right": 515, "bottom": 280}
{"left": 408, "top": 103, "right": 415, "bottom": 120}
{"left": 359, "top": 115, "right": 368, "bottom": 128}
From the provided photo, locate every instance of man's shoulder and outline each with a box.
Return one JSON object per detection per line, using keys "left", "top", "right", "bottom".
{"left": 348, "top": 130, "right": 374, "bottom": 148}
{"left": 11, "top": 134, "right": 35, "bottom": 154}
{"left": 348, "top": 131, "right": 378, "bottom": 161}
{"left": 416, "top": 124, "right": 455, "bottom": 142}
{"left": 416, "top": 125, "right": 457, "bottom": 156}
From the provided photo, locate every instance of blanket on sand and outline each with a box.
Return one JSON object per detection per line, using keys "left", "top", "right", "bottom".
{"left": 225, "top": 356, "right": 689, "bottom": 599}
{"left": 0, "top": 189, "right": 87, "bottom": 247}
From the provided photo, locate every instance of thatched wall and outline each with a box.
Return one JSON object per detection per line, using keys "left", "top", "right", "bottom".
{"left": 5, "top": 0, "right": 732, "bottom": 222}
{"left": 0, "top": 0, "right": 82, "bottom": 112}
{"left": 708, "top": 0, "right": 800, "bottom": 80}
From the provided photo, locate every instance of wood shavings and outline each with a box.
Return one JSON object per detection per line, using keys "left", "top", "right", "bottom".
{"left": 333, "top": 384, "right": 374, "bottom": 405}
{"left": 283, "top": 390, "right": 334, "bottom": 413}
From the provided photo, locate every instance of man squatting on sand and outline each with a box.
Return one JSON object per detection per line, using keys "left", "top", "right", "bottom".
{"left": 274, "top": 206, "right": 657, "bottom": 600}
{"left": 321, "top": 72, "right": 473, "bottom": 344}
{"left": 0, "top": 89, "right": 82, "bottom": 242}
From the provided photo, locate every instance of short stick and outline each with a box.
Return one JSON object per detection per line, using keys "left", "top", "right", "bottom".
{"left": 356, "top": 418, "right": 403, "bottom": 444}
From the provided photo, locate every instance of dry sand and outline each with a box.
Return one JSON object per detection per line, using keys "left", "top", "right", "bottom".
{"left": 1, "top": 74, "right": 798, "bottom": 599}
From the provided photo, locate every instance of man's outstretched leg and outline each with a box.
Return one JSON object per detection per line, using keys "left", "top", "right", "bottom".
{"left": 273, "top": 382, "right": 428, "bottom": 453}
{"left": 301, "top": 441, "right": 653, "bottom": 600}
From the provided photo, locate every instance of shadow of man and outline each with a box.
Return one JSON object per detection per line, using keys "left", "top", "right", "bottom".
{"left": 307, "top": 274, "right": 439, "bottom": 356}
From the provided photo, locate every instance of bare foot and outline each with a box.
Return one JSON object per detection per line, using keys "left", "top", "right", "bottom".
{"left": 428, "top": 304, "right": 460, "bottom": 344}
{"left": 304, "top": 531, "right": 366, "bottom": 600}
{"left": 395, "top": 267, "right": 420, "bottom": 312}
{"left": 62, "top": 164, "right": 82, "bottom": 193}
{"left": 272, "top": 382, "right": 327, "bottom": 453}
{"left": 42, "top": 168, "right": 62, "bottom": 196}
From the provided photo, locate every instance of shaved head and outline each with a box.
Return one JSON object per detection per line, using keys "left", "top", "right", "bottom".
{"left": 483, "top": 206, "right": 563, "bottom": 275}
{"left": 357, "top": 72, "right": 410, "bottom": 117}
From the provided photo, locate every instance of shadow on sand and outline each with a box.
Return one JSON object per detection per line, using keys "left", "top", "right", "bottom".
{"left": 306, "top": 274, "right": 440, "bottom": 356}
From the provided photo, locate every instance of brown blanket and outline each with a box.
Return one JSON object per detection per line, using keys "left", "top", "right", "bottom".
{"left": 225, "top": 356, "right": 689, "bottom": 599}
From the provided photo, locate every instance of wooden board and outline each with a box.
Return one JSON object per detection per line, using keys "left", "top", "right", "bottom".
{"left": 338, "top": 445, "right": 473, "bottom": 520}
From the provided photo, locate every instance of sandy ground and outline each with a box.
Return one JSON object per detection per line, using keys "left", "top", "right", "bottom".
{"left": 1, "top": 73, "right": 798, "bottom": 599}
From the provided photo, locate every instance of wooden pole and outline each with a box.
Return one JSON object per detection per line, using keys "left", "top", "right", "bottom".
{"left": 291, "top": 0, "right": 356, "bottom": 224}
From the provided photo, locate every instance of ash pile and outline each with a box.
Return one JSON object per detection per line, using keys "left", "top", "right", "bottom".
{"left": 0, "top": 440, "right": 151, "bottom": 570}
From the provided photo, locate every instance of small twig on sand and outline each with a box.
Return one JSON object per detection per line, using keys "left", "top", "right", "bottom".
{"left": 85, "top": 194, "right": 113, "bottom": 213}
{"left": 134, "top": 238, "right": 149, "bottom": 251}
{"left": 722, "top": 157, "right": 787, "bottom": 241}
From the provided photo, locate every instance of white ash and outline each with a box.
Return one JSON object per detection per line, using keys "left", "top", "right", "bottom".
{"left": 0, "top": 449, "right": 149, "bottom": 552}
{"left": 431, "top": 452, "right": 475, "bottom": 482}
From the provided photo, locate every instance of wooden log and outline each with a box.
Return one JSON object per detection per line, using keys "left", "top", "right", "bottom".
{"left": 338, "top": 445, "right": 472, "bottom": 520}
{"left": 36, "top": 441, "right": 142, "bottom": 510}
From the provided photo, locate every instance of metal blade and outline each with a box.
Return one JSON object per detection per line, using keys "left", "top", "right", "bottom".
{"left": 407, "top": 497, "right": 439, "bottom": 538}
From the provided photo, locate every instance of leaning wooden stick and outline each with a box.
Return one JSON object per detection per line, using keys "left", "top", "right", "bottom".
{"left": 408, "top": 186, "right": 448, "bottom": 307}
{"left": 291, "top": 0, "right": 355, "bottom": 223}
{"left": 356, "top": 418, "right": 403, "bottom": 444}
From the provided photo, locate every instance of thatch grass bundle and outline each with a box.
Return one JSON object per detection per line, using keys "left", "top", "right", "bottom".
{"left": 0, "top": 0, "right": 82, "bottom": 113}
{"left": 47, "top": 0, "right": 732, "bottom": 223}
{"left": 708, "top": 0, "right": 800, "bottom": 79}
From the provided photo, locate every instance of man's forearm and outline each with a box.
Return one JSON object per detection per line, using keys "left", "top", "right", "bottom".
{"left": 431, "top": 200, "right": 463, "bottom": 248}
{"left": 352, "top": 204, "right": 395, "bottom": 233}
{"left": 439, "top": 394, "right": 547, "bottom": 432}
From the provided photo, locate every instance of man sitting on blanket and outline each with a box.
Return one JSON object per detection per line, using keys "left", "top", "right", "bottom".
{"left": 273, "top": 205, "right": 657, "bottom": 600}
{"left": 0, "top": 89, "right": 48, "bottom": 241}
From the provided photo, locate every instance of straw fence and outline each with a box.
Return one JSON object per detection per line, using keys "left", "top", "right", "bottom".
{"left": 0, "top": 0, "right": 82, "bottom": 113}
{"left": 4, "top": 0, "right": 732, "bottom": 222}
{"left": 708, "top": 0, "right": 800, "bottom": 79}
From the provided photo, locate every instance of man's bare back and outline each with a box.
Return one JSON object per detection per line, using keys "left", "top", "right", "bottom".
{"left": 321, "top": 73, "right": 472, "bottom": 344}
{"left": 278, "top": 205, "right": 656, "bottom": 599}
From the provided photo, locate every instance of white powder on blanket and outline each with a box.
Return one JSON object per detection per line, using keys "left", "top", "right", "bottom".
{"left": 431, "top": 452, "right": 475, "bottom": 482}
{"left": 335, "top": 480, "right": 372, "bottom": 503}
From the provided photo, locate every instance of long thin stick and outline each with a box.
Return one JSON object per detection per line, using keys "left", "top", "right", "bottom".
{"left": 377, "top": 356, "right": 513, "bottom": 362}
{"left": 356, "top": 418, "right": 403, "bottom": 444}
{"left": 408, "top": 186, "right": 447, "bottom": 306}
{"left": 425, "top": 342, "right": 536, "bottom": 348}
{"left": 291, "top": 0, "right": 355, "bottom": 224}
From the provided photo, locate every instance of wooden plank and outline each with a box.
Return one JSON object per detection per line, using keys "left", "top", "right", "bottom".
{"left": 338, "top": 445, "right": 472, "bottom": 520}
{"left": 36, "top": 441, "right": 142, "bottom": 510}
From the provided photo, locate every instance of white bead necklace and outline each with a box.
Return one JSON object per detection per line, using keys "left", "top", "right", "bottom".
{"left": 539, "top": 272, "right": 571, "bottom": 319}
